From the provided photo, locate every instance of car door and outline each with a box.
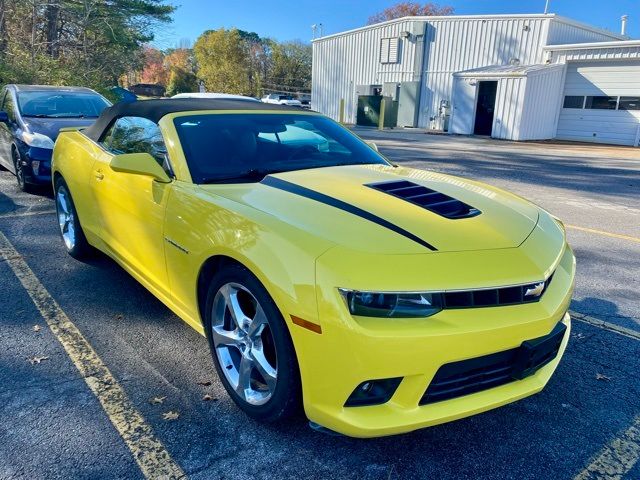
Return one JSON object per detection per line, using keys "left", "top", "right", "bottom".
{"left": 92, "top": 116, "right": 173, "bottom": 297}
{"left": 0, "top": 89, "right": 14, "bottom": 170}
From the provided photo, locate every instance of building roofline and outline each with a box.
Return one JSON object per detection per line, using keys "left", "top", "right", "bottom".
{"left": 312, "top": 13, "right": 623, "bottom": 43}
{"left": 543, "top": 39, "right": 640, "bottom": 51}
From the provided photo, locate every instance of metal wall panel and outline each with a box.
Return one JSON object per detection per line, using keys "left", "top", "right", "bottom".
{"left": 418, "top": 17, "right": 548, "bottom": 129}
{"left": 547, "top": 20, "right": 621, "bottom": 45}
{"left": 492, "top": 77, "right": 527, "bottom": 140}
{"left": 548, "top": 44, "right": 640, "bottom": 63}
{"left": 312, "top": 19, "right": 424, "bottom": 123}
{"left": 518, "top": 66, "right": 566, "bottom": 140}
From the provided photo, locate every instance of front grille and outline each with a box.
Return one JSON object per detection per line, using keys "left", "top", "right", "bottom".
{"left": 441, "top": 274, "right": 554, "bottom": 309}
{"left": 367, "top": 180, "right": 481, "bottom": 219}
{"left": 420, "top": 322, "right": 566, "bottom": 405}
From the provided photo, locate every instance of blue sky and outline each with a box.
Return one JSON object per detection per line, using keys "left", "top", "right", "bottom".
{"left": 154, "top": 0, "right": 638, "bottom": 47}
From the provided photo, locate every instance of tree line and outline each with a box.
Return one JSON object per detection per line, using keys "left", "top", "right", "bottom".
{"left": 0, "top": 1, "right": 451, "bottom": 99}
{"left": 139, "top": 30, "right": 312, "bottom": 98}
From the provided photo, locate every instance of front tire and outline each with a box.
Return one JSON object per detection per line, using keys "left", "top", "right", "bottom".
{"left": 12, "top": 148, "right": 31, "bottom": 193}
{"left": 204, "top": 264, "right": 302, "bottom": 422}
{"left": 54, "top": 177, "right": 91, "bottom": 259}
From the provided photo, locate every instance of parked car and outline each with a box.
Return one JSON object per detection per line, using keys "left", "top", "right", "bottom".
{"left": 261, "top": 93, "right": 302, "bottom": 107}
{"left": 128, "top": 83, "right": 165, "bottom": 97}
{"left": 51, "top": 98, "right": 574, "bottom": 438}
{"left": 172, "top": 92, "right": 259, "bottom": 102}
{"left": 298, "top": 94, "right": 311, "bottom": 110}
{"left": 0, "top": 84, "right": 110, "bottom": 192}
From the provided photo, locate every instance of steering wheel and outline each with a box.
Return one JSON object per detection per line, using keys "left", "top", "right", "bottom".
{"left": 287, "top": 144, "right": 318, "bottom": 161}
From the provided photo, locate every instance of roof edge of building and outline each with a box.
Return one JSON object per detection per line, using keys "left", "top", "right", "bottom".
{"left": 544, "top": 39, "right": 640, "bottom": 51}
{"left": 312, "top": 13, "right": 557, "bottom": 43}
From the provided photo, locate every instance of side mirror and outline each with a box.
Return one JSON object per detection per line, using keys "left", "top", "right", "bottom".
{"left": 367, "top": 142, "right": 379, "bottom": 152}
{"left": 110, "top": 152, "right": 171, "bottom": 183}
{"left": 0, "top": 111, "right": 8, "bottom": 123}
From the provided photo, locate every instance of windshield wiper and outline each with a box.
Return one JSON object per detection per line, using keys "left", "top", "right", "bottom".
{"left": 200, "top": 169, "right": 277, "bottom": 184}
{"left": 23, "top": 114, "right": 55, "bottom": 118}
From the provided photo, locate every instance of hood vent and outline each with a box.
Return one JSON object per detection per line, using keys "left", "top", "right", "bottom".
{"left": 367, "top": 180, "right": 481, "bottom": 220}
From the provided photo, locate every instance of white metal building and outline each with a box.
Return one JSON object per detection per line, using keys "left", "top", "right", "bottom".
{"left": 312, "top": 14, "right": 640, "bottom": 146}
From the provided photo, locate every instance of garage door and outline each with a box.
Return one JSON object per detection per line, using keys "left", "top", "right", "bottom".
{"left": 556, "top": 60, "right": 640, "bottom": 146}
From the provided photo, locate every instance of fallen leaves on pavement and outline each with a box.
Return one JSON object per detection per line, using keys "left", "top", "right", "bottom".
{"left": 202, "top": 394, "right": 218, "bottom": 402}
{"left": 595, "top": 373, "right": 611, "bottom": 381}
{"left": 32, "top": 325, "right": 41, "bottom": 332}
{"left": 149, "top": 396, "right": 167, "bottom": 405}
{"left": 197, "top": 381, "right": 212, "bottom": 386}
{"left": 163, "top": 411, "right": 180, "bottom": 421}
{"left": 28, "top": 356, "right": 49, "bottom": 365}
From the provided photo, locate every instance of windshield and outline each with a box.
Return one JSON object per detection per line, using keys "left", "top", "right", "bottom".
{"left": 173, "top": 113, "right": 389, "bottom": 183}
{"left": 17, "top": 91, "right": 110, "bottom": 118}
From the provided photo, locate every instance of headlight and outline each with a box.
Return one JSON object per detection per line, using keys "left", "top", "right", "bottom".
{"left": 20, "top": 131, "right": 54, "bottom": 149}
{"left": 339, "top": 289, "right": 443, "bottom": 318}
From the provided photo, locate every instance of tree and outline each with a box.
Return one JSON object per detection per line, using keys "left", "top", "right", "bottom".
{"left": 194, "top": 28, "right": 254, "bottom": 95}
{"left": 266, "top": 41, "right": 312, "bottom": 94}
{"left": 368, "top": 2, "right": 454, "bottom": 24}
{"left": 0, "top": 0, "right": 175, "bottom": 90}
{"left": 165, "top": 67, "right": 198, "bottom": 96}
{"left": 140, "top": 46, "right": 169, "bottom": 85}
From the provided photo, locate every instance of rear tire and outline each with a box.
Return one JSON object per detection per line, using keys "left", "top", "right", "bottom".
{"left": 54, "top": 177, "right": 91, "bottom": 259}
{"left": 204, "top": 264, "right": 302, "bottom": 423}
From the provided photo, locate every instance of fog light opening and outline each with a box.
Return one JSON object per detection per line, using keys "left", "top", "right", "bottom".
{"left": 344, "top": 377, "right": 402, "bottom": 407}
{"left": 31, "top": 160, "right": 40, "bottom": 176}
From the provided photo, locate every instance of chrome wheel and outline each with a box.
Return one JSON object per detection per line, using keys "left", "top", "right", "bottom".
{"left": 56, "top": 186, "right": 76, "bottom": 251}
{"left": 211, "top": 282, "right": 278, "bottom": 406}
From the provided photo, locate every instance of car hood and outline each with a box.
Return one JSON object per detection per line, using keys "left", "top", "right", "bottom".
{"left": 23, "top": 117, "right": 97, "bottom": 142}
{"left": 199, "top": 164, "right": 540, "bottom": 254}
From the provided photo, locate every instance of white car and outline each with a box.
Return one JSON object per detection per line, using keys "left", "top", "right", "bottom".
{"left": 261, "top": 94, "right": 302, "bottom": 107}
{"left": 172, "top": 92, "right": 259, "bottom": 102}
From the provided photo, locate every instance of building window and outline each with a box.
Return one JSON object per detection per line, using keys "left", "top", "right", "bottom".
{"left": 585, "top": 96, "right": 617, "bottom": 110}
{"left": 563, "top": 96, "right": 584, "bottom": 108}
{"left": 618, "top": 96, "right": 640, "bottom": 111}
{"left": 380, "top": 37, "right": 400, "bottom": 64}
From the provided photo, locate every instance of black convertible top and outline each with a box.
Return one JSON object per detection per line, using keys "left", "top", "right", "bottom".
{"left": 83, "top": 98, "right": 301, "bottom": 142}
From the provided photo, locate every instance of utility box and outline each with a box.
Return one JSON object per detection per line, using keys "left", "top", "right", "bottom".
{"left": 383, "top": 82, "right": 400, "bottom": 101}
{"left": 397, "top": 81, "right": 420, "bottom": 127}
{"left": 356, "top": 95, "right": 398, "bottom": 127}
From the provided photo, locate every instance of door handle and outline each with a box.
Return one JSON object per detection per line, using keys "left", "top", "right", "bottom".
{"left": 94, "top": 170, "right": 104, "bottom": 180}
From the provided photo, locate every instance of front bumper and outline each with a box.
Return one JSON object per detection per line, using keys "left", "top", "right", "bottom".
{"left": 18, "top": 145, "right": 52, "bottom": 185}
{"left": 292, "top": 215, "right": 575, "bottom": 438}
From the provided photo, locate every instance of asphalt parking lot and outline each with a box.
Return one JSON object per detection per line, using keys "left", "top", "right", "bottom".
{"left": 0, "top": 132, "right": 639, "bottom": 480}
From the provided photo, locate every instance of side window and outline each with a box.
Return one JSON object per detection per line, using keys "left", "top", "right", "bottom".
{"left": 100, "top": 116, "right": 168, "bottom": 167}
{"left": 2, "top": 91, "right": 16, "bottom": 122}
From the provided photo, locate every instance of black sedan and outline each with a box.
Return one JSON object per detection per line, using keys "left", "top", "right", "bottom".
{"left": 0, "top": 84, "right": 110, "bottom": 192}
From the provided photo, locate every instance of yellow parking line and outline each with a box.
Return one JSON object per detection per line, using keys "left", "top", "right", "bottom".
{"left": 574, "top": 414, "right": 640, "bottom": 480}
{"left": 0, "top": 231, "right": 185, "bottom": 480}
{"left": 566, "top": 225, "right": 640, "bottom": 244}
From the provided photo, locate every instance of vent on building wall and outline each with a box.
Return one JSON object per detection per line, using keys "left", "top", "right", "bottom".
{"left": 380, "top": 37, "right": 400, "bottom": 64}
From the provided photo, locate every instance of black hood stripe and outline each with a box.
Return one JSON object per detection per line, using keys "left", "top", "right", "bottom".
{"left": 262, "top": 176, "right": 437, "bottom": 251}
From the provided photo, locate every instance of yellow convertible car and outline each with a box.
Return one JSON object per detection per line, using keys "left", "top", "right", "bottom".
{"left": 52, "top": 99, "right": 575, "bottom": 438}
